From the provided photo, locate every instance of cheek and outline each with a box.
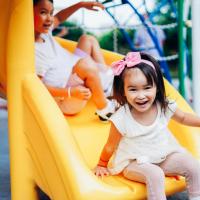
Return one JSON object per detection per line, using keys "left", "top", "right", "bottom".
{"left": 34, "top": 14, "right": 41, "bottom": 28}
{"left": 125, "top": 91, "right": 135, "bottom": 101}
{"left": 151, "top": 89, "right": 157, "bottom": 98}
{"left": 124, "top": 88, "right": 128, "bottom": 98}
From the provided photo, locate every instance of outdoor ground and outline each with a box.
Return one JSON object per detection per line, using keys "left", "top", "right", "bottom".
{"left": 0, "top": 107, "right": 188, "bottom": 200}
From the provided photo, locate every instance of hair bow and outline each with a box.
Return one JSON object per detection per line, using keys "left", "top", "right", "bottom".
{"left": 111, "top": 52, "right": 154, "bottom": 76}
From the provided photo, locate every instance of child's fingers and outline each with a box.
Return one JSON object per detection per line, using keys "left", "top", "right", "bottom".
{"left": 93, "top": 2, "right": 105, "bottom": 10}
{"left": 94, "top": 170, "right": 103, "bottom": 177}
{"left": 82, "top": 91, "right": 91, "bottom": 100}
{"left": 93, "top": 167, "right": 110, "bottom": 178}
{"left": 82, "top": 89, "right": 91, "bottom": 100}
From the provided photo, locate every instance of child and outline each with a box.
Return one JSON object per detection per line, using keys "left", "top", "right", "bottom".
{"left": 94, "top": 52, "right": 200, "bottom": 200}
{"left": 33, "top": 0, "right": 114, "bottom": 119}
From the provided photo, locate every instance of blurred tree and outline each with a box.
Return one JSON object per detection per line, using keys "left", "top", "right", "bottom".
{"left": 98, "top": 28, "right": 134, "bottom": 54}
{"left": 53, "top": 21, "right": 94, "bottom": 41}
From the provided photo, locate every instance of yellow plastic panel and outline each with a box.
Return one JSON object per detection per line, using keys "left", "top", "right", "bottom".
{"left": 3, "top": 0, "right": 200, "bottom": 199}
{"left": 0, "top": 0, "right": 10, "bottom": 96}
{"left": 22, "top": 73, "right": 187, "bottom": 200}
{"left": 57, "top": 38, "right": 200, "bottom": 198}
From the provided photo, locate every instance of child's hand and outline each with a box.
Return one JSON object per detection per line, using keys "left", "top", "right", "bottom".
{"left": 93, "top": 166, "right": 110, "bottom": 177}
{"left": 80, "top": 1, "right": 105, "bottom": 11}
{"left": 71, "top": 85, "right": 91, "bottom": 100}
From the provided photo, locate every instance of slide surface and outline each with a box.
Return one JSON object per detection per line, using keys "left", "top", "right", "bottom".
{"left": 1, "top": 1, "right": 200, "bottom": 200}
{"left": 56, "top": 38, "right": 200, "bottom": 199}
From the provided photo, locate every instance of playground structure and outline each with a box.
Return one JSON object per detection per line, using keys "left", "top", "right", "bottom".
{"left": 81, "top": 0, "right": 194, "bottom": 102}
{"left": 1, "top": 0, "right": 200, "bottom": 200}
{"left": 99, "top": 0, "right": 200, "bottom": 114}
{"left": 102, "top": 0, "right": 175, "bottom": 83}
{"left": 57, "top": 0, "right": 200, "bottom": 109}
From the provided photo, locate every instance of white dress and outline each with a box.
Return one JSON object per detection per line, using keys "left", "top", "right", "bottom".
{"left": 108, "top": 101, "right": 185, "bottom": 175}
{"left": 35, "top": 33, "right": 114, "bottom": 96}
{"left": 35, "top": 33, "right": 81, "bottom": 88}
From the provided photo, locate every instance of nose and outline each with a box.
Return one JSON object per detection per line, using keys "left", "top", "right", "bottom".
{"left": 137, "top": 91, "right": 146, "bottom": 99}
{"left": 47, "top": 14, "right": 53, "bottom": 21}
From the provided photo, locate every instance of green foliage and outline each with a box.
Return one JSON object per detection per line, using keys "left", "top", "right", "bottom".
{"left": 52, "top": 0, "right": 191, "bottom": 79}
{"left": 98, "top": 30, "right": 114, "bottom": 51}
{"left": 98, "top": 28, "right": 134, "bottom": 54}
{"left": 62, "top": 21, "right": 83, "bottom": 41}
{"left": 52, "top": 21, "right": 94, "bottom": 41}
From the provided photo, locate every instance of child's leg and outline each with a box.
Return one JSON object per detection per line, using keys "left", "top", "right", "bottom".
{"left": 160, "top": 152, "right": 200, "bottom": 200}
{"left": 55, "top": 96, "right": 87, "bottom": 115}
{"left": 72, "top": 57, "right": 109, "bottom": 110}
{"left": 55, "top": 73, "right": 88, "bottom": 115}
{"left": 75, "top": 34, "right": 114, "bottom": 97}
{"left": 76, "top": 34, "right": 106, "bottom": 65}
{"left": 123, "top": 161, "right": 167, "bottom": 200}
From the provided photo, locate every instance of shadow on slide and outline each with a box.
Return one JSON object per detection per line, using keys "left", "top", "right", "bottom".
{"left": 1, "top": 1, "right": 200, "bottom": 199}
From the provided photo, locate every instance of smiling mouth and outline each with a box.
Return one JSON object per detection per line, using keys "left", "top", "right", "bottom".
{"left": 43, "top": 24, "right": 51, "bottom": 29}
{"left": 136, "top": 101, "right": 148, "bottom": 106}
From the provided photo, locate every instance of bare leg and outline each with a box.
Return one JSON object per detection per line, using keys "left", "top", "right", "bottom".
{"left": 76, "top": 34, "right": 106, "bottom": 65}
{"left": 72, "top": 57, "right": 107, "bottom": 109}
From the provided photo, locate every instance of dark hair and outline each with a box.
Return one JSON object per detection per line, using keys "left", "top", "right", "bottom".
{"left": 33, "top": 0, "right": 53, "bottom": 6}
{"left": 113, "top": 52, "right": 168, "bottom": 112}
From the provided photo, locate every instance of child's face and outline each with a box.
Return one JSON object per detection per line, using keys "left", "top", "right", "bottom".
{"left": 123, "top": 68, "right": 157, "bottom": 113}
{"left": 34, "top": 0, "right": 54, "bottom": 34}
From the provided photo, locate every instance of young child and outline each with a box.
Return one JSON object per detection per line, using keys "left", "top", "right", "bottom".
{"left": 94, "top": 52, "right": 200, "bottom": 200}
{"left": 33, "top": 0, "right": 114, "bottom": 119}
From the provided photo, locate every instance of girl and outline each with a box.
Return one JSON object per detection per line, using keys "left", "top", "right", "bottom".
{"left": 94, "top": 52, "right": 200, "bottom": 200}
{"left": 34, "top": 0, "right": 114, "bottom": 119}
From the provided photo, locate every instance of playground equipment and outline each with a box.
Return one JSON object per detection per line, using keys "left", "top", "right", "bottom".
{"left": 101, "top": 0, "right": 173, "bottom": 82}
{"left": 100, "top": 0, "right": 193, "bottom": 97}
{"left": 191, "top": 0, "right": 200, "bottom": 115}
{"left": 1, "top": 0, "right": 200, "bottom": 199}
{"left": 101, "top": 0, "right": 200, "bottom": 114}
{"left": 60, "top": 0, "right": 194, "bottom": 101}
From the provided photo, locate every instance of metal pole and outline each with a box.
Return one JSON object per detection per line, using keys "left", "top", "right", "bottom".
{"left": 192, "top": 0, "right": 200, "bottom": 114}
{"left": 178, "top": 0, "right": 185, "bottom": 97}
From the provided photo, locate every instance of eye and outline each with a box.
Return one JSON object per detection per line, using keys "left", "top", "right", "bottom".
{"left": 145, "top": 85, "right": 152, "bottom": 90}
{"left": 129, "top": 88, "right": 137, "bottom": 92}
{"left": 40, "top": 10, "right": 47, "bottom": 15}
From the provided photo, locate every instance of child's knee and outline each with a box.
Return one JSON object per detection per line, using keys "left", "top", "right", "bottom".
{"left": 75, "top": 57, "right": 99, "bottom": 80}
{"left": 81, "top": 57, "right": 98, "bottom": 71}
{"left": 142, "top": 166, "right": 165, "bottom": 186}
{"left": 123, "top": 164, "right": 165, "bottom": 185}
{"left": 186, "top": 159, "right": 200, "bottom": 178}
{"left": 79, "top": 34, "right": 97, "bottom": 44}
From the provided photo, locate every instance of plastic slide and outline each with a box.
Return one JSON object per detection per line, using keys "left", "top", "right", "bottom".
{"left": 1, "top": 1, "right": 200, "bottom": 200}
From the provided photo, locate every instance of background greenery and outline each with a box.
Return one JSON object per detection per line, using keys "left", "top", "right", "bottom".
{"left": 53, "top": 1, "right": 192, "bottom": 79}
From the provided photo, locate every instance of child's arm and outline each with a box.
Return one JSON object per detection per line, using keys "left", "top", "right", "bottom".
{"left": 172, "top": 108, "right": 200, "bottom": 127}
{"left": 37, "top": 76, "right": 91, "bottom": 100}
{"left": 46, "top": 84, "right": 91, "bottom": 100}
{"left": 94, "top": 122, "right": 122, "bottom": 177}
{"left": 46, "top": 85, "right": 91, "bottom": 100}
{"left": 54, "top": 2, "right": 104, "bottom": 28}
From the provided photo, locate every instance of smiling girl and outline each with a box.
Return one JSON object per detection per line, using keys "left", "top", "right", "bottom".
{"left": 94, "top": 52, "right": 200, "bottom": 200}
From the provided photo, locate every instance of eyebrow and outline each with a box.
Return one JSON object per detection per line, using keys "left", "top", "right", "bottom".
{"left": 127, "top": 84, "right": 152, "bottom": 88}
{"left": 40, "top": 8, "right": 54, "bottom": 12}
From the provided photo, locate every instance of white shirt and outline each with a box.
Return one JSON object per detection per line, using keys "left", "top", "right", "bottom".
{"left": 109, "top": 101, "right": 185, "bottom": 175}
{"left": 35, "top": 33, "right": 81, "bottom": 88}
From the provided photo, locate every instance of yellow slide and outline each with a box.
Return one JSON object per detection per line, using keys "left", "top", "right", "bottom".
{"left": 1, "top": 1, "right": 200, "bottom": 200}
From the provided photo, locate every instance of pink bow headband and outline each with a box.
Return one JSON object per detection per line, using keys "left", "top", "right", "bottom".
{"left": 111, "top": 52, "right": 155, "bottom": 76}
